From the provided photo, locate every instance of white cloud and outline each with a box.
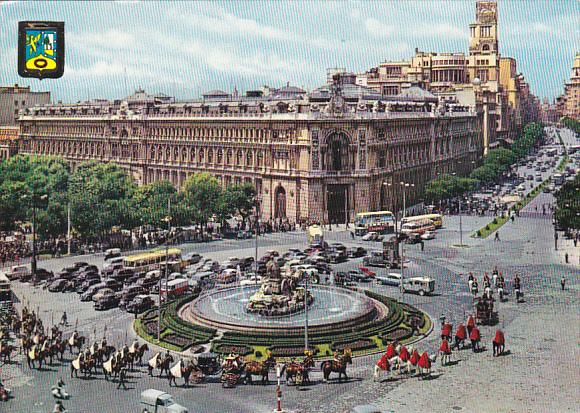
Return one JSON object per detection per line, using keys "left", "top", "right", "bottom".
{"left": 69, "top": 29, "right": 136, "bottom": 50}
{"left": 364, "top": 18, "right": 395, "bottom": 38}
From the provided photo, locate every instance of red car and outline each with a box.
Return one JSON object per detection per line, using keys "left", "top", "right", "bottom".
{"left": 358, "top": 267, "right": 376, "bottom": 278}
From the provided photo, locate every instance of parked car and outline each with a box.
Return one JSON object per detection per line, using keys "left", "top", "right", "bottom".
{"left": 5, "top": 265, "right": 30, "bottom": 281}
{"left": 73, "top": 261, "right": 89, "bottom": 269}
{"left": 92, "top": 288, "right": 116, "bottom": 303}
{"left": 347, "top": 247, "right": 367, "bottom": 258}
{"left": 362, "top": 232, "right": 383, "bottom": 242}
{"left": 240, "top": 275, "right": 262, "bottom": 286}
{"left": 76, "top": 277, "right": 101, "bottom": 293}
{"left": 80, "top": 283, "right": 106, "bottom": 301}
{"left": 110, "top": 268, "right": 134, "bottom": 283}
{"left": 348, "top": 269, "right": 373, "bottom": 282}
{"left": 358, "top": 267, "right": 376, "bottom": 278}
{"left": 137, "top": 275, "right": 158, "bottom": 292}
{"left": 94, "top": 294, "right": 120, "bottom": 311}
{"left": 183, "top": 252, "right": 202, "bottom": 265}
{"left": 48, "top": 279, "right": 69, "bottom": 292}
{"left": 104, "top": 248, "right": 122, "bottom": 261}
{"left": 33, "top": 268, "right": 54, "bottom": 281}
{"left": 126, "top": 295, "right": 155, "bottom": 314}
{"left": 101, "top": 263, "right": 123, "bottom": 277}
{"left": 120, "top": 285, "right": 146, "bottom": 309}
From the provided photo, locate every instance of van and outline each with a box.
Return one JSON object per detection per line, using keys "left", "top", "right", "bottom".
{"left": 104, "top": 248, "right": 121, "bottom": 261}
{"left": 402, "top": 277, "right": 435, "bottom": 296}
{"left": 140, "top": 389, "right": 188, "bottom": 413}
{"left": 103, "top": 256, "right": 124, "bottom": 269}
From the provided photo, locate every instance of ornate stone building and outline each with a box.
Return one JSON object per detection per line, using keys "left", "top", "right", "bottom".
{"left": 556, "top": 52, "right": 580, "bottom": 121}
{"left": 18, "top": 74, "right": 481, "bottom": 224}
{"left": 0, "top": 84, "right": 51, "bottom": 126}
{"left": 0, "top": 126, "right": 19, "bottom": 160}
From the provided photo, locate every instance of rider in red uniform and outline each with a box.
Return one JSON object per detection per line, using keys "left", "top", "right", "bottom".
{"left": 398, "top": 346, "right": 410, "bottom": 362}
{"left": 470, "top": 326, "right": 481, "bottom": 352}
{"left": 385, "top": 343, "right": 397, "bottom": 359}
{"left": 441, "top": 322, "right": 452, "bottom": 340}
{"left": 492, "top": 329, "right": 505, "bottom": 356}
{"left": 453, "top": 323, "right": 467, "bottom": 350}
{"left": 466, "top": 314, "right": 476, "bottom": 336}
{"left": 417, "top": 352, "right": 431, "bottom": 378}
{"left": 409, "top": 349, "right": 420, "bottom": 367}
{"left": 377, "top": 352, "right": 390, "bottom": 371}
{"left": 439, "top": 338, "right": 451, "bottom": 355}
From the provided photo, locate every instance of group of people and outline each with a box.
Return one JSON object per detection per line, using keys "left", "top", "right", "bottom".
{"left": 0, "top": 237, "right": 29, "bottom": 269}
{"left": 374, "top": 341, "right": 435, "bottom": 381}
{"left": 439, "top": 315, "right": 506, "bottom": 360}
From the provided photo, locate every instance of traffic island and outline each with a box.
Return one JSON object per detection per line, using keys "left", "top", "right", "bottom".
{"left": 134, "top": 287, "right": 431, "bottom": 360}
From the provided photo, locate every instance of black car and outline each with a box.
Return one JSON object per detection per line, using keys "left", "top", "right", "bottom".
{"left": 347, "top": 247, "right": 367, "bottom": 258}
{"left": 73, "top": 261, "right": 89, "bottom": 269}
{"left": 48, "top": 279, "right": 68, "bottom": 292}
{"left": 110, "top": 268, "right": 134, "bottom": 283}
{"left": 123, "top": 275, "right": 140, "bottom": 287}
{"left": 125, "top": 295, "right": 155, "bottom": 314}
{"left": 76, "top": 277, "right": 101, "bottom": 293}
{"left": 101, "top": 263, "right": 123, "bottom": 278}
{"left": 94, "top": 295, "right": 120, "bottom": 311}
{"left": 103, "top": 279, "right": 122, "bottom": 292}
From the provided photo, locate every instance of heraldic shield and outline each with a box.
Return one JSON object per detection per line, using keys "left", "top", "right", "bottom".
{"left": 18, "top": 21, "right": 65, "bottom": 79}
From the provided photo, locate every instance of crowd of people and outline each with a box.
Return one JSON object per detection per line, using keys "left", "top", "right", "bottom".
{"left": 0, "top": 232, "right": 30, "bottom": 269}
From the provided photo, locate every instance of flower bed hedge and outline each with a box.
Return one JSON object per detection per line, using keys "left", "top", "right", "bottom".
{"left": 269, "top": 346, "right": 320, "bottom": 358}
{"left": 213, "top": 344, "right": 253, "bottom": 356}
{"left": 331, "top": 338, "right": 376, "bottom": 352}
{"left": 380, "top": 327, "right": 413, "bottom": 344}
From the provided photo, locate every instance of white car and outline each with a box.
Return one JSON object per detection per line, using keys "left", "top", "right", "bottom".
{"left": 376, "top": 272, "right": 402, "bottom": 286}
{"left": 5, "top": 265, "right": 30, "bottom": 281}
{"left": 240, "top": 276, "right": 262, "bottom": 286}
{"left": 362, "top": 232, "right": 379, "bottom": 241}
{"left": 421, "top": 231, "right": 436, "bottom": 240}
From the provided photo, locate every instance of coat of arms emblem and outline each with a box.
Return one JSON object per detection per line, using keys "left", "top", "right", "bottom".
{"left": 18, "top": 21, "right": 65, "bottom": 79}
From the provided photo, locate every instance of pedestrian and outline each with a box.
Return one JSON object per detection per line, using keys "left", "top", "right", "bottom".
{"left": 494, "top": 231, "right": 500, "bottom": 242}
{"left": 117, "top": 366, "right": 128, "bottom": 389}
{"left": 420, "top": 240, "right": 425, "bottom": 251}
{"left": 565, "top": 252, "right": 569, "bottom": 263}
{"left": 350, "top": 231, "right": 355, "bottom": 240}
{"left": 561, "top": 276, "right": 566, "bottom": 290}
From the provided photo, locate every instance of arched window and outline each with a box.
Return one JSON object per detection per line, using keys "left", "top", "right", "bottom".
{"left": 236, "top": 150, "right": 243, "bottom": 166}
{"left": 217, "top": 149, "right": 223, "bottom": 164}
{"left": 198, "top": 149, "right": 204, "bottom": 163}
{"left": 190, "top": 148, "right": 196, "bottom": 162}
{"left": 226, "top": 149, "right": 233, "bottom": 165}
{"left": 207, "top": 148, "right": 213, "bottom": 163}
{"left": 246, "top": 150, "right": 253, "bottom": 166}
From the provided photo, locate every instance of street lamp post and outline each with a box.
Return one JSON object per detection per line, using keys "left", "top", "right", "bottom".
{"left": 158, "top": 197, "right": 172, "bottom": 342}
{"left": 22, "top": 191, "right": 48, "bottom": 280}
{"left": 254, "top": 199, "right": 260, "bottom": 285}
{"left": 304, "top": 273, "right": 309, "bottom": 351}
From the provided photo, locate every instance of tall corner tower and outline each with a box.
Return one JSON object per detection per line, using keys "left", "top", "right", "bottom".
{"left": 469, "top": 1, "right": 498, "bottom": 56}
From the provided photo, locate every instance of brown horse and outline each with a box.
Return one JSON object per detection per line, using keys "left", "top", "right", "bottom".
{"left": 68, "top": 334, "right": 86, "bottom": 354}
{"left": 48, "top": 339, "right": 67, "bottom": 362}
{"left": 281, "top": 356, "right": 314, "bottom": 385}
{"left": 168, "top": 360, "right": 202, "bottom": 387}
{"left": 320, "top": 353, "right": 352, "bottom": 382}
{"left": 158, "top": 354, "right": 174, "bottom": 378}
{"left": 134, "top": 343, "right": 149, "bottom": 366}
{"left": 244, "top": 355, "right": 276, "bottom": 384}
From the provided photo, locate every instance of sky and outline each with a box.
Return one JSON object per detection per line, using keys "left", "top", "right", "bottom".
{"left": 0, "top": 0, "right": 577, "bottom": 103}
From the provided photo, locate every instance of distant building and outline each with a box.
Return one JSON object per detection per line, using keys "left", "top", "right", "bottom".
{"left": 0, "top": 84, "right": 51, "bottom": 126}
{"left": 0, "top": 126, "right": 19, "bottom": 160}
{"left": 19, "top": 74, "right": 481, "bottom": 224}
{"left": 356, "top": 1, "right": 541, "bottom": 153}
{"left": 556, "top": 53, "right": 580, "bottom": 120}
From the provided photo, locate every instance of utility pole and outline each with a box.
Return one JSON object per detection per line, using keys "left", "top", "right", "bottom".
{"left": 67, "top": 202, "right": 71, "bottom": 256}
{"left": 400, "top": 184, "right": 406, "bottom": 295}
{"left": 304, "top": 273, "right": 309, "bottom": 351}
{"left": 254, "top": 200, "right": 259, "bottom": 285}
{"left": 459, "top": 198, "right": 463, "bottom": 247}
{"left": 31, "top": 190, "right": 37, "bottom": 279}
{"left": 158, "top": 197, "right": 171, "bottom": 342}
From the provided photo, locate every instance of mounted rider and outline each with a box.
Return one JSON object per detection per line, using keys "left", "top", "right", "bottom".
{"left": 492, "top": 329, "right": 506, "bottom": 356}
{"left": 441, "top": 321, "right": 452, "bottom": 341}
{"left": 453, "top": 323, "right": 467, "bottom": 350}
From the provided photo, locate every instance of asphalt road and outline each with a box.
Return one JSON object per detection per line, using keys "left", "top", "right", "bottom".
{"left": 2, "top": 127, "right": 579, "bottom": 413}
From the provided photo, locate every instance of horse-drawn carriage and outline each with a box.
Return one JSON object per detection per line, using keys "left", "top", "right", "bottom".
{"left": 474, "top": 297, "right": 497, "bottom": 325}
{"left": 196, "top": 352, "right": 222, "bottom": 376}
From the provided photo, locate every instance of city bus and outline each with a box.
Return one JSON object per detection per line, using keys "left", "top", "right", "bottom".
{"left": 354, "top": 211, "right": 395, "bottom": 236}
{"left": 0, "top": 272, "right": 13, "bottom": 312}
{"left": 122, "top": 248, "right": 183, "bottom": 276}
{"left": 401, "top": 219, "right": 436, "bottom": 236}
{"left": 160, "top": 278, "right": 189, "bottom": 300}
{"left": 400, "top": 213, "right": 443, "bottom": 229}
{"left": 307, "top": 224, "right": 324, "bottom": 245}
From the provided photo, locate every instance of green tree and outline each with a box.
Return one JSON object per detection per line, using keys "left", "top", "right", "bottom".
{"left": 555, "top": 175, "right": 580, "bottom": 230}
{"left": 181, "top": 173, "right": 223, "bottom": 231}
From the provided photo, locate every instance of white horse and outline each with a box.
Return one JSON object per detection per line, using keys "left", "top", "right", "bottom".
{"left": 373, "top": 356, "right": 400, "bottom": 381}
{"left": 439, "top": 348, "right": 451, "bottom": 366}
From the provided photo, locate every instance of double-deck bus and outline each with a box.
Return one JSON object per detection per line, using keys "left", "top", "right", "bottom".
{"left": 400, "top": 213, "right": 443, "bottom": 229}
{"left": 354, "top": 211, "right": 396, "bottom": 235}
{"left": 0, "top": 272, "right": 13, "bottom": 312}
{"left": 122, "top": 248, "right": 183, "bottom": 276}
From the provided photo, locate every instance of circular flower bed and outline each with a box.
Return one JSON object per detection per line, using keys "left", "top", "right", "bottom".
{"left": 213, "top": 344, "right": 253, "bottom": 356}
{"left": 331, "top": 338, "right": 376, "bottom": 352}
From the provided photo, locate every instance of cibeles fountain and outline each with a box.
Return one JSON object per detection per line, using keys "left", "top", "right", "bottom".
{"left": 245, "top": 260, "right": 314, "bottom": 316}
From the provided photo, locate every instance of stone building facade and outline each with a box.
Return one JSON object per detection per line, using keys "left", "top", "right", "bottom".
{"left": 556, "top": 53, "right": 580, "bottom": 121}
{"left": 0, "top": 126, "right": 19, "bottom": 160}
{"left": 18, "top": 76, "right": 481, "bottom": 224}
{"left": 0, "top": 84, "right": 51, "bottom": 126}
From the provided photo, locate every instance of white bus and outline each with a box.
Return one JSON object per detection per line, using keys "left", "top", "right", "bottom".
{"left": 0, "top": 272, "right": 13, "bottom": 312}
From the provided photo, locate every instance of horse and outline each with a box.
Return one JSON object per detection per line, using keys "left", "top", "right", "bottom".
{"left": 244, "top": 355, "right": 276, "bottom": 385}
{"left": 133, "top": 343, "right": 149, "bottom": 366}
{"left": 158, "top": 354, "right": 174, "bottom": 378}
{"left": 26, "top": 345, "right": 46, "bottom": 369}
{"left": 68, "top": 333, "right": 86, "bottom": 354}
{"left": 103, "top": 355, "right": 122, "bottom": 381}
{"left": 373, "top": 356, "right": 400, "bottom": 381}
{"left": 168, "top": 360, "right": 202, "bottom": 387}
{"left": 320, "top": 352, "right": 352, "bottom": 382}
{"left": 49, "top": 339, "right": 67, "bottom": 362}
{"left": 70, "top": 354, "right": 95, "bottom": 378}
